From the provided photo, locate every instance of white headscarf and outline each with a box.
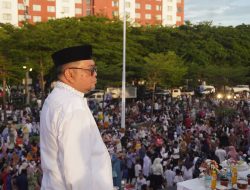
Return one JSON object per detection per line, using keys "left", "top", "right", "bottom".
{"left": 151, "top": 158, "right": 163, "bottom": 175}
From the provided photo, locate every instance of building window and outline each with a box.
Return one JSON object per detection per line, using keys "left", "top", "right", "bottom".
{"left": 86, "top": 0, "right": 91, "bottom": 4}
{"left": 168, "top": 6, "right": 172, "bottom": 11}
{"left": 33, "top": 16, "right": 41, "bottom": 22}
{"left": 62, "top": 7, "right": 69, "bottom": 14}
{"left": 2, "top": 1, "right": 11, "bottom": 9}
{"left": 48, "top": 17, "right": 55, "bottom": 20}
{"left": 86, "top": 9, "right": 91, "bottom": 16}
{"left": 145, "top": 4, "right": 151, "bottom": 10}
{"left": 135, "top": 3, "right": 140, "bottom": 9}
{"left": 18, "top": 15, "right": 25, "bottom": 21}
{"left": 167, "top": 15, "right": 172, "bottom": 21}
{"left": 47, "top": 6, "right": 55, "bottom": 12}
{"left": 112, "top": 11, "right": 118, "bottom": 17}
{"left": 125, "top": 2, "right": 130, "bottom": 8}
{"left": 156, "top": 15, "right": 161, "bottom": 20}
{"left": 75, "top": 8, "right": 82, "bottom": 14}
{"left": 145, "top": 14, "right": 151, "bottom": 20}
{"left": 135, "top": 13, "right": 140, "bottom": 19}
{"left": 112, "top": 1, "right": 119, "bottom": 7}
{"left": 176, "top": 16, "right": 181, "bottom": 21}
{"left": 18, "top": 3, "right": 25, "bottom": 10}
{"left": 168, "top": 0, "right": 172, "bottom": 2}
{"left": 2, "top": 13, "right": 11, "bottom": 21}
{"left": 75, "top": 0, "right": 81, "bottom": 3}
{"left": 177, "top": 7, "right": 183, "bottom": 13}
{"left": 156, "top": 5, "right": 161, "bottom": 11}
{"left": 33, "top": 5, "right": 41, "bottom": 11}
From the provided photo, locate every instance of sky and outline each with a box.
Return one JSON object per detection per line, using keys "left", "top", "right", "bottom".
{"left": 185, "top": 0, "right": 250, "bottom": 26}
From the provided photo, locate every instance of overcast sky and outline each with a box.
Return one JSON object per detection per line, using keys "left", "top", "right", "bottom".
{"left": 185, "top": 0, "right": 250, "bottom": 26}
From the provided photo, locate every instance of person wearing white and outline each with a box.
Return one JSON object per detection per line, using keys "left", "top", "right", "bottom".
{"left": 143, "top": 154, "right": 152, "bottom": 178}
{"left": 182, "top": 165, "right": 194, "bottom": 180}
{"left": 215, "top": 146, "right": 227, "bottom": 163}
{"left": 174, "top": 170, "right": 184, "bottom": 184}
{"left": 150, "top": 158, "right": 164, "bottom": 190}
{"left": 135, "top": 174, "right": 147, "bottom": 190}
{"left": 135, "top": 162, "right": 142, "bottom": 178}
{"left": 181, "top": 158, "right": 194, "bottom": 181}
{"left": 26, "top": 122, "right": 33, "bottom": 134}
{"left": 40, "top": 45, "right": 113, "bottom": 190}
{"left": 164, "top": 166, "right": 175, "bottom": 187}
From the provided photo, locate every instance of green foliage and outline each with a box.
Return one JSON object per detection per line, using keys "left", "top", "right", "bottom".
{"left": 144, "top": 52, "right": 187, "bottom": 88}
{"left": 0, "top": 26, "right": 24, "bottom": 83}
{"left": 0, "top": 17, "right": 249, "bottom": 89}
{"left": 200, "top": 64, "right": 250, "bottom": 86}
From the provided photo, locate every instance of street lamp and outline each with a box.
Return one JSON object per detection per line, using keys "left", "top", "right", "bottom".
{"left": 138, "top": 80, "right": 145, "bottom": 86}
{"left": 23, "top": 65, "right": 32, "bottom": 105}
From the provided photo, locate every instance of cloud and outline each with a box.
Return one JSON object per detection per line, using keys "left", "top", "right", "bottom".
{"left": 185, "top": 0, "right": 250, "bottom": 26}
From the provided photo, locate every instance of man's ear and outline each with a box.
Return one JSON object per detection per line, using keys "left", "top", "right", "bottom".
{"left": 64, "top": 68, "right": 74, "bottom": 82}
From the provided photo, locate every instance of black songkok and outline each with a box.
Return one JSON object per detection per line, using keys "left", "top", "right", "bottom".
{"left": 51, "top": 45, "right": 92, "bottom": 67}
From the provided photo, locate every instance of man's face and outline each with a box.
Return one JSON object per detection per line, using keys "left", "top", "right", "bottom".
{"left": 65, "top": 59, "right": 97, "bottom": 93}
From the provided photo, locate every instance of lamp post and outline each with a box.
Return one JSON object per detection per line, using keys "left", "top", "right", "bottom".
{"left": 23, "top": 66, "right": 32, "bottom": 105}
{"left": 151, "top": 82, "right": 156, "bottom": 118}
{"left": 138, "top": 80, "right": 145, "bottom": 86}
{"left": 138, "top": 79, "right": 145, "bottom": 99}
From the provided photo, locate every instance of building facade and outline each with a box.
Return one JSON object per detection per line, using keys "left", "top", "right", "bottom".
{"left": 0, "top": 0, "right": 184, "bottom": 27}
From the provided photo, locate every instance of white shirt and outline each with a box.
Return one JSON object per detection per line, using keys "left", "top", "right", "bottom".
{"left": 215, "top": 148, "right": 227, "bottom": 163}
{"left": 181, "top": 166, "right": 194, "bottom": 180}
{"left": 135, "top": 164, "right": 142, "bottom": 177}
{"left": 40, "top": 82, "right": 113, "bottom": 190}
{"left": 143, "top": 155, "right": 152, "bottom": 177}
{"left": 164, "top": 169, "right": 175, "bottom": 187}
{"left": 174, "top": 175, "right": 184, "bottom": 184}
{"left": 172, "top": 147, "right": 180, "bottom": 159}
{"left": 25, "top": 123, "right": 32, "bottom": 133}
{"left": 136, "top": 177, "right": 147, "bottom": 190}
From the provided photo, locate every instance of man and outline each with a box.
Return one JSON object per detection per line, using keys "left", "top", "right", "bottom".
{"left": 215, "top": 144, "right": 227, "bottom": 163}
{"left": 40, "top": 45, "right": 113, "bottom": 190}
{"left": 143, "top": 152, "right": 151, "bottom": 179}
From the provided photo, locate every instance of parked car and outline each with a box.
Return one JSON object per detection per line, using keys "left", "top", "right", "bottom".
{"left": 230, "top": 85, "right": 250, "bottom": 93}
{"left": 86, "top": 90, "right": 104, "bottom": 102}
{"left": 180, "top": 87, "right": 194, "bottom": 96}
{"left": 198, "top": 85, "right": 216, "bottom": 95}
{"left": 172, "top": 88, "right": 181, "bottom": 98}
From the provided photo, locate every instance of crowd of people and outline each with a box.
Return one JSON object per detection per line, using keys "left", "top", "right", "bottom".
{"left": 90, "top": 94, "right": 250, "bottom": 190}
{"left": 0, "top": 91, "right": 249, "bottom": 190}
{"left": 0, "top": 101, "right": 42, "bottom": 190}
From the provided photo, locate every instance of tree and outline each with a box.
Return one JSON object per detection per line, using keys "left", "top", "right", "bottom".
{"left": 1, "top": 17, "right": 250, "bottom": 93}
{"left": 200, "top": 64, "right": 250, "bottom": 87}
{"left": 0, "top": 24, "right": 25, "bottom": 124}
{"left": 144, "top": 51, "right": 187, "bottom": 88}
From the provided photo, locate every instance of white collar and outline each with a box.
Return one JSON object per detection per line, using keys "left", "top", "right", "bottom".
{"left": 55, "top": 81, "right": 85, "bottom": 98}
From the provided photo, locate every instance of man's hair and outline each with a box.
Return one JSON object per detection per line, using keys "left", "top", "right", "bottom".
{"left": 55, "top": 65, "right": 64, "bottom": 80}
{"left": 56, "top": 60, "right": 84, "bottom": 80}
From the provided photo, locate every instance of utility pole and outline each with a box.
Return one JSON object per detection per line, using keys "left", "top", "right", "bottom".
{"left": 23, "top": 66, "right": 32, "bottom": 105}
{"left": 2, "top": 72, "right": 7, "bottom": 124}
{"left": 151, "top": 82, "right": 156, "bottom": 118}
{"left": 39, "top": 58, "right": 45, "bottom": 104}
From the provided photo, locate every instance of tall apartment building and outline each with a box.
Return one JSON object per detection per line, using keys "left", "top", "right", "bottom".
{"left": 0, "top": 0, "right": 184, "bottom": 27}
